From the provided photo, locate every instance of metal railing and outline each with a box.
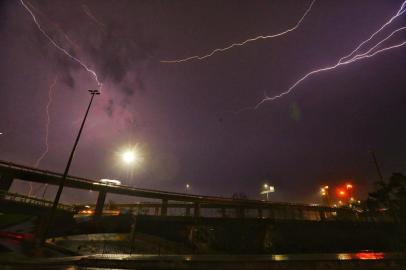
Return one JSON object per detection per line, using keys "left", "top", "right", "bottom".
{"left": 0, "top": 160, "right": 95, "bottom": 185}
{"left": 0, "top": 190, "right": 74, "bottom": 212}
{"left": 0, "top": 160, "right": 333, "bottom": 209}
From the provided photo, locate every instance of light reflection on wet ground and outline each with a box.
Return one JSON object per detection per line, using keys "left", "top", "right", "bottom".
{"left": 2, "top": 252, "right": 404, "bottom": 270}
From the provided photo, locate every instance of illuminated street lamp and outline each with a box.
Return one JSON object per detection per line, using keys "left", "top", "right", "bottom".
{"left": 261, "top": 184, "right": 275, "bottom": 201}
{"left": 320, "top": 185, "right": 330, "bottom": 206}
{"left": 117, "top": 147, "right": 142, "bottom": 186}
{"left": 346, "top": 183, "right": 354, "bottom": 203}
{"left": 122, "top": 150, "right": 136, "bottom": 164}
{"left": 120, "top": 147, "right": 141, "bottom": 166}
{"left": 349, "top": 197, "right": 356, "bottom": 207}
{"left": 185, "top": 184, "right": 190, "bottom": 193}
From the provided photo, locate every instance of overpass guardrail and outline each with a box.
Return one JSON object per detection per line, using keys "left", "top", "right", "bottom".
{"left": 0, "top": 189, "right": 75, "bottom": 212}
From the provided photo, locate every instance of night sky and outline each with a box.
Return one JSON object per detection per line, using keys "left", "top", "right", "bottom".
{"left": 1, "top": 0, "right": 405, "bottom": 204}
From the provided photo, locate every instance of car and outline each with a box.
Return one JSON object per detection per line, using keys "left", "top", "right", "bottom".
{"left": 99, "top": 179, "right": 121, "bottom": 186}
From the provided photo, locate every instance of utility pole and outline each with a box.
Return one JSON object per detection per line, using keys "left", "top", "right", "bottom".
{"left": 261, "top": 184, "right": 275, "bottom": 201}
{"left": 40, "top": 89, "right": 100, "bottom": 245}
{"left": 371, "top": 150, "right": 384, "bottom": 182}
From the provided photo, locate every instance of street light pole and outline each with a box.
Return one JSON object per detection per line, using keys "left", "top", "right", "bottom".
{"left": 261, "top": 184, "right": 275, "bottom": 201}
{"left": 40, "top": 89, "right": 100, "bottom": 245}
{"left": 263, "top": 184, "right": 269, "bottom": 201}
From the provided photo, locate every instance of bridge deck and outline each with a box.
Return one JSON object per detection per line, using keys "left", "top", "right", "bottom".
{"left": 0, "top": 190, "right": 74, "bottom": 212}
{"left": 0, "top": 160, "right": 332, "bottom": 210}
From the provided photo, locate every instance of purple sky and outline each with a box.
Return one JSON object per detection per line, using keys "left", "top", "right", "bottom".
{"left": 0, "top": 0, "right": 406, "bottom": 204}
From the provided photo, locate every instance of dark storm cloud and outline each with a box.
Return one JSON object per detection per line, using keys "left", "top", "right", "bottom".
{"left": 0, "top": 1, "right": 10, "bottom": 32}
{"left": 2, "top": 0, "right": 406, "bottom": 204}
{"left": 85, "top": 33, "right": 156, "bottom": 97}
{"left": 105, "top": 98, "right": 114, "bottom": 117}
{"left": 122, "top": 86, "right": 134, "bottom": 97}
{"left": 289, "top": 101, "right": 301, "bottom": 122}
{"left": 135, "top": 75, "right": 145, "bottom": 92}
{"left": 60, "top": 72, "right": 75, "bottom": 88}
{"left": 77, "top": 4, "right": 160, "bottom": 94}
{"left": 17, "top": 0, "right": 85, "bottom": 89}
{"left": 23, "top": 0, "right": 162, "bottom": 124}
{"left": 20, "top": 0, "right": 160, "bottom": 95}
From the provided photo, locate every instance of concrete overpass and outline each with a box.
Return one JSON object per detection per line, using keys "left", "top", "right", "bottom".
{"left": 0, "top": 190, "right": 74, "bottom": 215}
{"left": 0, "top": 160, "right": 362, "bottom": 221}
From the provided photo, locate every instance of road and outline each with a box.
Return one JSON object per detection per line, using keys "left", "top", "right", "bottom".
{"left": 1, "top": 252, "right": 405, "bottom": 270}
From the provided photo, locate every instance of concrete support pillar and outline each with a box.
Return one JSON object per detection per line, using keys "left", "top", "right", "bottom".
{"left": 154, "top": 206, "right": 160, "bottom": 216}
{"left": 237, "top": 207, "right": 245, "bottom": 218}
{"left": 0, "top": 173, "right": 14, "bottom": 191}
{"left": 194, "top": 202, "right": 200, "bottom": 217}
{"left": 185, "top": 206, "right": 191, "bottom": 217}
{"left": 282, "top": 207, "right": 289, "bottom": 219}
{"left": 319, "top": 210, "right": 326, "bottom": 221}
{"left": 241, "top": 208, "right": 245, "bottom": 218}
{"left": 94, "top": 190, "right": 107, "bottom": 218}
{"left": 221, "top": 207, "right": 226, "bottom": 218}
{"left": 35, "top": 214, "right": 49, "bottom": 243}
{"left": 161, "top": 199, "right": 168, "bottom": 216}
{"left": 297, "top": 209, "right": 304, "bottom": 220}
{"left": 268, "top": 209, "right": 275, "bottom": 219}
{"left": 258, "top": 208, "right": 263, "bottom": 218}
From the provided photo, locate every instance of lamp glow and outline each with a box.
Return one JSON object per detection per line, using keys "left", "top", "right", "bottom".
{"left": 122, "top": 149, "right": 138, "bottom": 164}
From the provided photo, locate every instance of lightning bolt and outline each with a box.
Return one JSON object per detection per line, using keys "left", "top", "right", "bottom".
{"left": 249, "top": 1, "right": 406, "bottom": 110}
{"left": 21, "top": 0, "right": 102, "bottom": 196}
{"left": 338, "top": 2, "right": 406, "bottom": 64}
{"left": 25, "top": 1, "right": 80, "bottom": 50}
{"left": 82, "top": 4, "right": 106, "bottom": 30}
{"left": 20, "top": 0, "right": 102, "bottom": 91}
{"left": 161, "top": 0, "right": 316, "bottom": 63}
{"left": 28, "top": 76, "right": 58, "bottom": 197}
{"left": 34, "top": 76, "right": 57, "bottom": 168}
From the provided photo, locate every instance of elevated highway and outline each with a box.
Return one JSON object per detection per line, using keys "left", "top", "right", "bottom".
{"left": 0, "top": 160, "right": 364, "bottom": 221}
{"left": 0, "top": 190, "right": 74, "bottom": 215}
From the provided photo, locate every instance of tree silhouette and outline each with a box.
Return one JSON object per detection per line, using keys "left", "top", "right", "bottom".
{"left": 367, "top": 173, "right": 406, "bottom": 220}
